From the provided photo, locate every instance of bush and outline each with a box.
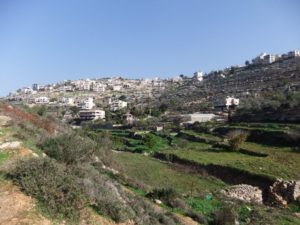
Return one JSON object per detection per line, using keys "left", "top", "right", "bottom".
{"left": 226, "top": 130, "right": 249, "bottom": 151}
{"left": 146, "top": 188, "right": 177, "bottom": 206}
{"left": 143, "top": 133, "right": 157, "bottom": 149}
{"left": 39, "top": 134, "right": 100, "bottom": 166}
{"left": 212, "top": 205, "right": 237, "bottom": 225}
{"left": 9, "top": 158, "right": 86, "bottom": 221}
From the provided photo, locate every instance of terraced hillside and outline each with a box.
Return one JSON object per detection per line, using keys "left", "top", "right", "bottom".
{"left": 160, "top": 57, "right": 300, "bottom": 111}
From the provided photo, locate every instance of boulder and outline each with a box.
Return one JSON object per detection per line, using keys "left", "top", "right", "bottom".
{"left": 221, "top": 184, "right": 263, "bottom": 204}
{"left": 0, "top": 141, "right": 22, "bottom": 150}
{"left": 269, "top": 179, "right": 300, "bottom": 206}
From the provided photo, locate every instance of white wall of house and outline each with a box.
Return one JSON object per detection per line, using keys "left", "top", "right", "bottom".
{"left": 193, "top": 71, "right": 203, "bottom": 81}
{"left": 35, "top": 97, "right": 49, "bottom": 104}
{"left": 110, "top": 100, "right": 127, "bottom": 111}
{"left": 78, "top": 97, "right": 95, "bottom": 110}
{"left": 79, "top": 109, "right": 105, "bottom": 120}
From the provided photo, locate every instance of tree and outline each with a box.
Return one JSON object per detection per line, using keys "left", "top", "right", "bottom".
{"left": 143, "top": 133, "right": 156, "bottom": 149}
{"left": 119, "top": 95, "right": 127, "bottom": 101}
{"left": 69, "top": 106, "right": 80, "bottom": 116}
{"left": 159, "top": 103, "right": 168, "bottom": 113}
{"left": 227, "top": 130, "right": 249, "bottom": 151}
{"left": 245, "top": 60, "right": 250, "bottom": 66}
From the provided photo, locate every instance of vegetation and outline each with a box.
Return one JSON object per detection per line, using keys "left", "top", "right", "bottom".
{"left": 9, "top": 157, "right": 86, "bottom": 221}
{"left": 1, "top": 104, "right": 300, "bottom": 224}
{"left": 234, "top": 91, "right": 300, "bottom": 122}
{"left": 226, "top": 130, "right": 249, "bottom": 151}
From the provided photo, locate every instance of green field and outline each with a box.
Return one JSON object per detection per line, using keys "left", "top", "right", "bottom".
{"left": 114, "top": 151, "right": 226, "bottom": 196}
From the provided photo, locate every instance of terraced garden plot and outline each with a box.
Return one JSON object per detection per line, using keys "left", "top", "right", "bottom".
{"left": 162, "top": 146, "right": 300, "bottom": 180}
{"left": 114, "top": 151, "right": 226, "bottom": 195}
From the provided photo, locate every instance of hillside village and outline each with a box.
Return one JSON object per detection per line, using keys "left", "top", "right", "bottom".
{"left": 4, "top": 50, "right": 300, "bottom": 125}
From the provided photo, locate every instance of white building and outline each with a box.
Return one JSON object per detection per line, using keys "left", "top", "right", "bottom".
{"left": 252, "top": 53, "right": 267, "bottom": 64}
{"left": 193, "top": 71, "right": 203, "bottom": 81}
{"left": 288, "top": 50, "right": 300, "bottom": 58}
{"left": 263, "top": 54, "right": 276, "bottom": 64}
{"left": 225, "top": 96, "right": 239, "bottom": 108}
{"left": 79, "top": 109, "right": 105, "bottom": 121}
{"left": 110, "top": 100, "right": 127, "bottom": 111}
{"left": 92, "top": 83, "right": 106, "bottom": 92}
{"left": 181, "top": 113, "right": 217, "bottom": 124}
{"left": 78, "top": 97, "right": 95, "bottom": 110}
{"left": 61, "top": 97, "right": 75, "bottom": 106}
{"left": 35, "top": 97, "right": 49, "bottom": 104}
{"left": 59, "top": 86, "right": 74, "bottom": 92}
{"left": 112, "top": 85, "right": 122, "bottom": 91}
{"left": 21, "top": 87, "right": 35, "bottom": 94}
{"left": 171, "top": 76, "right": 183, "bottom": 82}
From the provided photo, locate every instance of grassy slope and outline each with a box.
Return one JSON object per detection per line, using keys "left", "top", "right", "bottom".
{"left": 161, "top": 128, "right": 300, "bottom": 180}
{"left": 114, "top": 151, "right": 226, "bottom": 196}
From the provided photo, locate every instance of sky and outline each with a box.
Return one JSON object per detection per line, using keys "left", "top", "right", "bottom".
{"left": 0, "top": 0, "right": 300, "bottom": 96}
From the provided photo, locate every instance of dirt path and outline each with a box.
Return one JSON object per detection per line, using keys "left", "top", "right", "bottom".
{"left": 0, "top": 181, "right": 52, "bottom": 225}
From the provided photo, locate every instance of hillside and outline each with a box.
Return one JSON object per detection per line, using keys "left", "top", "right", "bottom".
{"left": 159, "top": 57, "right": 300, "bottom": 112}
{"left": 0, "top": 104, "right": 202, "bottom": 225}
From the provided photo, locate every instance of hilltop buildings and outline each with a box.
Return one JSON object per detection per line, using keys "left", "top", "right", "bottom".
{"left": 252, "top": 50, "right": 300, "bottom": 65}
{"left": 193, "top": 71, "right": 203, "bottom": 82}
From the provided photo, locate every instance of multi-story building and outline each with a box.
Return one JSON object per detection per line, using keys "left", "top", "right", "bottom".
{"left": 79, "top": 109, "right": 105, "bottom": 121}
{"left": 78, "top": 97, "right": 95, "bottom": 110}
{"left": 288, "top": 50, "right": 300, "bottom": 58}
{"left": 263, "top": 54, "right": 276, "bottom": 64}
{"left": 92, "top": 83, "right": 106, "bottom": 92}
{"left": 34, "top": 97, "right": 49, "bottom": 104}
{"left": 110, "top": 100, "right": 127, "bottom": 111}
{"left": 61, "top": 97, "right": 75, "bottom": 106}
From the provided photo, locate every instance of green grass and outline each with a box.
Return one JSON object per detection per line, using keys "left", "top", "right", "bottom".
{"left": 182, "top": 130, "right": 222, "bottom": 142}
{"left": 0, "top": 152, "right": 8, "bottom": 164}
{"left": 241, "top": 142, "right": 293, "bottom": 154}
{"left": 227, "top": 122, "right": 300, "bottom": 132}
{"left": 0, "top": 128, "right": 5, "bottom": 138}
{"left": 186, "top": 197, "right": 221, "bottom": 216}
{"left": 171, "top": 137, "right": 211, "bottom": 150}
{"left": 0, "top": 152, "right": 9, "bottom": 182}
{"left": 162, "top": 141, "right": 300, "bottom": 179}
{"left": 114, "top": 151, "right": 226, "bottom": 195}
{"left": 113, "top": 132, "right": 170, "bottom": 153}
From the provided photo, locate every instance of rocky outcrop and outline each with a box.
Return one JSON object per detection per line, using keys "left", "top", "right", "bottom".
{"left": 0, "top": 141, "right": 22, "bottom": 150}
{"left": 221, "top": 184, "right": 263, "bottom": 204}
{"left": 269, "top": 179, "right": 300, "bottom": 206}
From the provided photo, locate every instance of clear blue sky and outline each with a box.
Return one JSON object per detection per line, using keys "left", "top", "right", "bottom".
{"left": 0, "top": 0, "right": 300, "bottom": 96}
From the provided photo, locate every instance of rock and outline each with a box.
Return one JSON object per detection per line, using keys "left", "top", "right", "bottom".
{"left": 0, "top": 116, "right": 12, "bottom": 127}
{"left": 269, "top": 179, "right": 300, "bottom": 206}
{"left": 0, "top": 141, "right": 22, "bottom": 150}
{"left": 154, "top": 199, "right": 162, "bottom": 205}
{"left": 32, "top": 153, "right": 39, "bottom": 157}
{"left": 221, "top": 184, "right": 263, "bottom": 204}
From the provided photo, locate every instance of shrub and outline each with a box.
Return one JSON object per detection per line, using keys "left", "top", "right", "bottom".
{"left": 227, "top": 130, "right": 249, "bottom": 151}
{"left": 146, "top": 188, "right": 177, "bottom": 206}
{"left": 39, "top": 134, "right": 100, "bottom": 166}
{"left": 9, "top": 158, "right": 86, "bottom": 221}
{"left": 212, "top": 205, "right": 237, "bottom": 225}
{"left": 143, "top": 133, "right": 157, "bottom": 149}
